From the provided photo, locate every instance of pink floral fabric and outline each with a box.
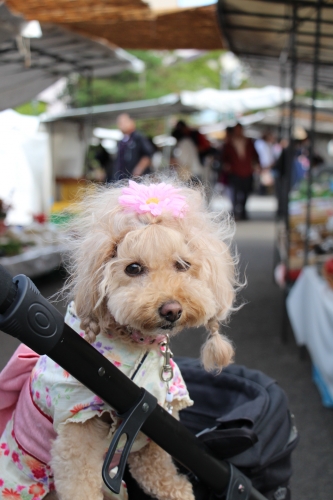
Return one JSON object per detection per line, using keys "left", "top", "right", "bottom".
{"left": 0, "top": 417, "right": 54, "bottom": 500}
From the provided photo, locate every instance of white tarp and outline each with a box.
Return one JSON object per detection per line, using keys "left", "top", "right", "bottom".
{"left": 287, "top": 266, "right": 333, "bottom": 407}
{"left": 181, "top": 86, "right": 293, "bottom": 114}
{"left": 0, "top": 109, "right": 51, "bottom": 225}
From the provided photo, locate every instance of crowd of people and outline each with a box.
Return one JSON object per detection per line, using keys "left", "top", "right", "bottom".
{"left": 88, "top": 113, "right": 318, "bottom": 221}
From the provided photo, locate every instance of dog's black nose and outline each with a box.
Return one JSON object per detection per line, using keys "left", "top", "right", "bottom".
{"left": 159, "top": 301, "right": 182, "bottom": 323}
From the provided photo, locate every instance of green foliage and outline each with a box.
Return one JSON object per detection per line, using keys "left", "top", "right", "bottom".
{"left": 65, "top": 50, "right": 226, "bottom": 108}
{"left": 15, "top": 101, "right": 47, "bottom": 115}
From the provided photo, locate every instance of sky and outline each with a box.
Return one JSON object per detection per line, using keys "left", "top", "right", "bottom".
{"left": 178, "top": 0, "right": 216, "bottom": 6}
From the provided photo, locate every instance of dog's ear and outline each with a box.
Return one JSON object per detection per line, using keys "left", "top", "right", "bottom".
{"left": 201, "top": 319, "right": 234, "bottom": 373}
{"left": 65, "top": 186, "right": 130, "bottom": 326}
{"left": 189, "top": 215, "right": 237, "bottom": 372}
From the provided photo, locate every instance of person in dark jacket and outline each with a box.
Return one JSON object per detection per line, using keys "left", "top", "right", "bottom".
{"left": 221, "top": 123, "right": 260, "bottom": 220}
{"left": 114, "top": 114, "right": 153, "bottom": 181}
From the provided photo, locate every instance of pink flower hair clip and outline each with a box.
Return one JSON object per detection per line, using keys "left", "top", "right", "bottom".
{"left": 118, "top": 180, "right": 188, "bottom": 218}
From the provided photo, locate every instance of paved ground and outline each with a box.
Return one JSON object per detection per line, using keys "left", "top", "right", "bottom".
{"left": 0, "top": 200, "right": 332, "bottom": 499}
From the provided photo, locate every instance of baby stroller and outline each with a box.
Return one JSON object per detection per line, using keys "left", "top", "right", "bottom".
{"left": 0, "top": 266, "right": 298, "bottom": 500}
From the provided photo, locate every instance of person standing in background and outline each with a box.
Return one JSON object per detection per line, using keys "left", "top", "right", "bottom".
{"left": 217, "top": 126, "right": 234, "bottom": 192}
{"left": 94, "top": 141, "right": 113, "bottom": 183}
{"left": 171, "top": 121, "right": 203, "bottom": 182}
{"left": 114, "top": 113, "right": 153, "bottom": 180}
{"left": 255, "top": 131, "right": 277, "bottom": 195}
{"left": 172, "top": 120, "right": 213, "bottom": 164}
{"left": 222, "top": 123, "right": 260, "bottom": 220}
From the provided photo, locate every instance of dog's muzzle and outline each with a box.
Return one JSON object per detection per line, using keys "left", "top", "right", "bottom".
{"left": 158, "top": 301, "right": 182, "bottom": 323}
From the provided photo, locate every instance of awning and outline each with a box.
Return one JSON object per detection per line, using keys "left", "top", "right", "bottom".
{"left": 41, "top": 94, "right": 197, "bottom": 125}
{"left": 0, "top": 4, "right": 144, "bottom": 110}
{"left": 41, "top": 86, "right": 292, "bottom": 125}
{"left": 217, "top": 0, "right": 333, "bottom": 90}
{"left": 5, "top": 1, "right": 224, "bottom": 50}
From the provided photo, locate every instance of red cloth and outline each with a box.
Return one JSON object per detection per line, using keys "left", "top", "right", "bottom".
{"left": 222, "top": 138, "right": 259, "bottom": 178}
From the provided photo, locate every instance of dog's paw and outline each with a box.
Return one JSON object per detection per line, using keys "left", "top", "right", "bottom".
{"left": 160, "top": 474, "right": 195, "bottom": 500}
{"left": 80, "top": 317, "right": 100, "bottom": 343}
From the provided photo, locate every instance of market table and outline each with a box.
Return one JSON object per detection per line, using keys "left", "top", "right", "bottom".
{"left": 0, "top": 244, "right": 66, "bottom": 279}
{"left": 287, "top": 266, "right": 333, "bottom": 407}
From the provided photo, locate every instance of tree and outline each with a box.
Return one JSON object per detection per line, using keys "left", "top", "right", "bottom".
{"left": 64, "top": 50, "right": 227, "bottom": 108}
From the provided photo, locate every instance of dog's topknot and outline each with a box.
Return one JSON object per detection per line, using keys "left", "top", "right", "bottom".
{"left": 63, "top": 174, "right": 240, "bottom": 372}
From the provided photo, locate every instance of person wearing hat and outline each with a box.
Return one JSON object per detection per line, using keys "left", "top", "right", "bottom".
{"left": 273, "top": 126, "right": 309, "bottom": 216}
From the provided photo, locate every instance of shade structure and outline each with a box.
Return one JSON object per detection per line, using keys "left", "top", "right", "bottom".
{"left": 41, "top": 86, "right": 293, "bottom": 126}
{"left": 5, "top": 1, "right": 224, "bottom": 50}
{"left": 217, "top": 0, "right": 333, "bottom": 90}
{"left": 0, "top": 4, "right": 144, "bottom": 111}
{"left": 41, "top": 94, "right": 197, "bottom": 126}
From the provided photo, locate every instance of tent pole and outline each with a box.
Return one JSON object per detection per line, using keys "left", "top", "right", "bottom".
{"left": 304, "top": 0, "right": 322, "bottom": 267}
{"left": 281, "top": 1, "right": 298, "bottom": 344}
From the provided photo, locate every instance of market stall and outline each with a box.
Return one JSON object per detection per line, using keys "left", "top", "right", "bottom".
{"left": 276, "top": 167, "right": 333, "bottom": 280}
{"left": 287, "top": 266, "right": 333, "bottom": 407}
{"left": 217, "top": 0, "right": 333, "bottom": 279}
{"left": 217, "top": 0, "right": 333, "bottom": 406}
{"left": 0, "top": 209, "right": 66, "bottom": 278}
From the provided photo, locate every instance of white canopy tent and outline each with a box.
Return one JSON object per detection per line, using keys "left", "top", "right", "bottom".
{"left": 0, "top": 109, "right": 50, "bottom": 225}
{"left": 181, "top": 86, "right": 293, "bottom": 114}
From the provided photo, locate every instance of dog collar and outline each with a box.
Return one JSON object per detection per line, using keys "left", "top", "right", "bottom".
{"left": 130, "top": 330, "right": 166, "bottom": 345}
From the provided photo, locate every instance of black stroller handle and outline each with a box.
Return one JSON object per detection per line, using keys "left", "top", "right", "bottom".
{"left": 0, "top": 265, "right": 267, "bottom": 500}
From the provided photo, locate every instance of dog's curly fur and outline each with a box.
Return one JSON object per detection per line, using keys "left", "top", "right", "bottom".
{"left": 52, "top": 175, "right": 239, "bottom": 500}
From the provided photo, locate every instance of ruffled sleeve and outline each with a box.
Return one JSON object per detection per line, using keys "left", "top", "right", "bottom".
{"left": 47, "top": 302, "right": 117, "bottom": 431}
{"left": 168, "top": 359, "right": 193, "bottom": 412}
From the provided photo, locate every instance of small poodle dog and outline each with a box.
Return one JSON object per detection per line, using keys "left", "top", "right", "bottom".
{"left": 0, "top": 176, "right": 237, "bottom": 500}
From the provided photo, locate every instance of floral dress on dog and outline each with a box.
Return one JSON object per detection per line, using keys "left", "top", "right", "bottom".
{"left": 0, "top": 302, "right": 193, "bottom": 500}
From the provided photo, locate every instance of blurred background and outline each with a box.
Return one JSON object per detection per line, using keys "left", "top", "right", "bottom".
{"left": 0, "top": 1, "right": 333, "bottom": 499}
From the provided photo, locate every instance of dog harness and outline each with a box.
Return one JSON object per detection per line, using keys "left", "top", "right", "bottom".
{"left": 0, "top": 302, "right": 193, "bottom": 500}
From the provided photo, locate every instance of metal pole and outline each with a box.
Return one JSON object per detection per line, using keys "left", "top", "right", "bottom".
{"left": 83, "top": 68, "right": 94, "bottom": 178}
{"left": 278, "top": 50, "right": 288, "bottom": 142}
{"left": 285, "top": 2, "right": 298, "bottom": 278}
{"left": 304, "top": 0, "right": 322, "bottom": 266}
{"left": 281, "top": 2, "right": 298, "bottom": 344}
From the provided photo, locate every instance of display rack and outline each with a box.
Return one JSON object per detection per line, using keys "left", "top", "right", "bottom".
{"left": 217, "top": 0, "right": 333, "bottom": 284}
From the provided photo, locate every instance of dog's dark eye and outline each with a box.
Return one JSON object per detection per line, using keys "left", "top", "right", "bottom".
{"left": 175, "top": 261, "right": 191, "bottom": 272}
{"left": 125, "top": 263, "right": 144, "bottom": 276}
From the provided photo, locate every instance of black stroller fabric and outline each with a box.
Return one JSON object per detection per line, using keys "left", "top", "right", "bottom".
{"left": 124, "top": 357, "right": 299, "bottom": 500}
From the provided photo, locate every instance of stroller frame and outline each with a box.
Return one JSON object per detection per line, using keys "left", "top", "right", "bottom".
{"left": 0, "top": 266, "right": 266, "bottom": 500}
